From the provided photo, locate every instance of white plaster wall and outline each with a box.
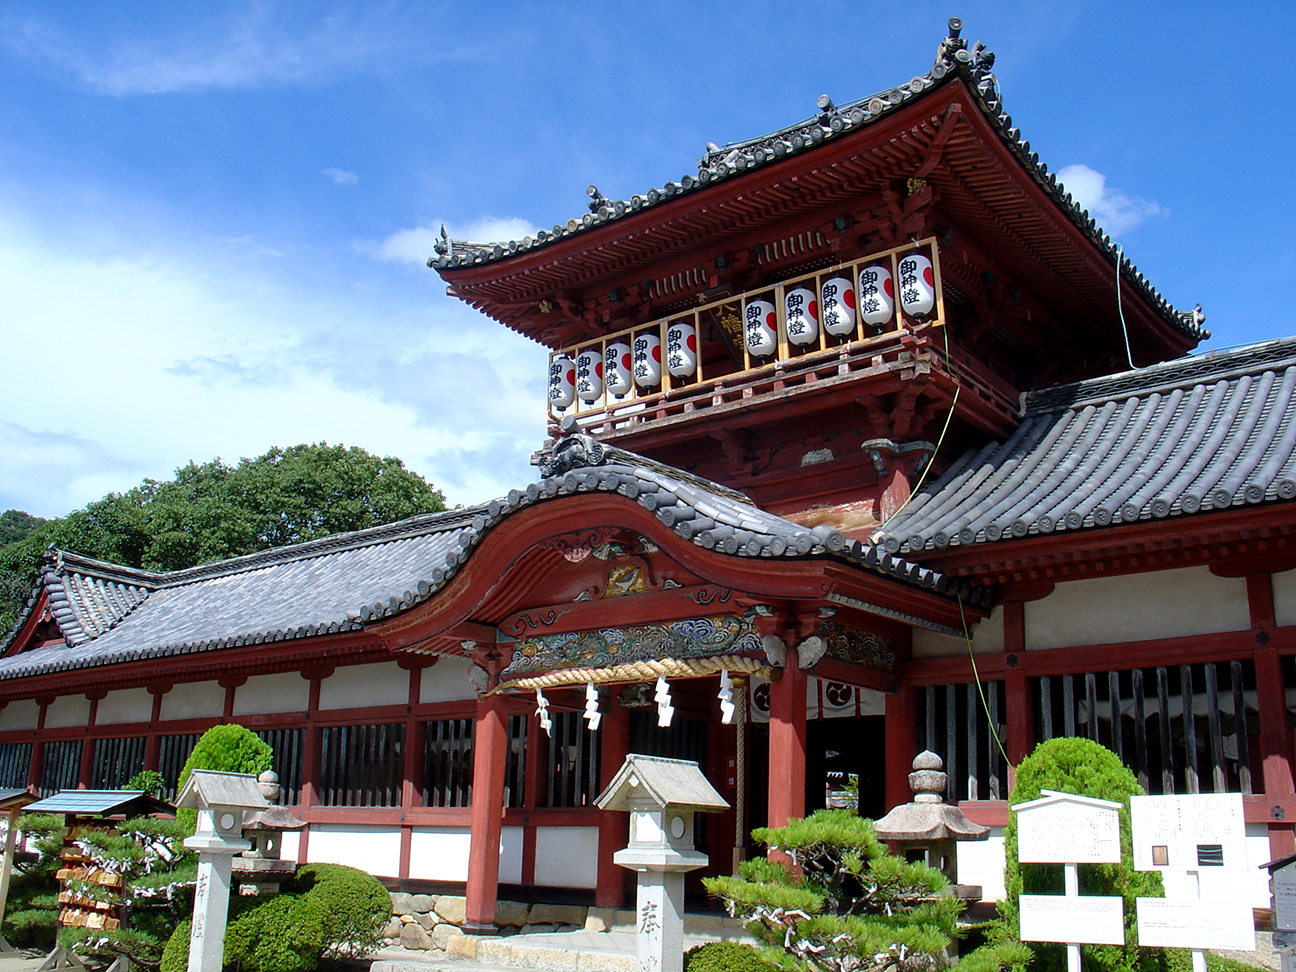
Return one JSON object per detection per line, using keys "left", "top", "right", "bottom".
{"left": 913, "top": 605, "right": 1005, "bottom": 658}
{"left": 956, "top": 827, "right": 1006, "bottom": 901}
{"left": 278, "top": 830, "right": 300, "bottom": 863}
{"left": 307, "top": 824, "right": 402, "bottom": 877}
{"left": 1273, "top": 569, "right": 1296, "bottom": 627}
{"left": 1025, "top": 567, "right": 1248, "bottom": 650}
{"left": 957, "top": 823, "right": 1273, "bottom": 909}
{"left": 96, "top": 687, "right": 154, "bottom": 725}
{"left": 233, "top": 672, "right": 309, "bottom": 716}
{"left": 405, "top": 826, "right": 523, "bottom": 884}
{"left": 319, "top": 662, "right": 408, "bottom": 711}
{"left": 0, "top": 700, "right": 40, "bottom": 732}
{"left": 44, "top": 695, "right": 91, "bottom": 729}
{"left": 533, "top": 826, "right": 599, "bottom": 889}
{"left": 420, "top": 656, "right": 477, "bottom": 704}
{"left": 160, "top": 681, "right": 226, "bottom": 721}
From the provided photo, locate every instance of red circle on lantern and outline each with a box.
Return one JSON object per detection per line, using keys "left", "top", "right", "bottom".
{"left": 884, "top": 278, "right": 894, "bottom": 297}
{"left": 621, "top": 353, "right": 631, "bottom": 369}
{"left": 595, "top": 362, "right": 604, "bottom": 378}
{"left": 923, "top": 266, "right": 934, "bottom": 286}
{"left": 765, "top": 312, "right": 776, "bottom": 328}
{"left": 843, "top": 288, "right": 856, "bottom": 309}
{"left": 809, "top": 300, "right": 819, "bottom": 320}
{"left": 566, "top": 369, "right": 575, "bottom": 385}
{"left": 687, "top": 334, "right": 696, "bottom": 352}
{"left": 652, "top": 345, "right": 661, "bottom": 362}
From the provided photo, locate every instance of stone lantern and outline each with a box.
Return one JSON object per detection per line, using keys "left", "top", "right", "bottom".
{"left": 873, "top": 751, "right": 989, "bottom": 901}
{"left": 596, "top": 754, "right": 729, "bottom": 972}
{"left": 232, "top": 771, "right": 306, "bottom": 896}
{"left": 177, "top": 770, "right": 269, "bottom": 972}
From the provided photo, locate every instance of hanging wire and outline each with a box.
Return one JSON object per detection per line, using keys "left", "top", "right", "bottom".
{"left": 1115, "top": 243, "right": 1136, "bottom": 371}
{"left": 958, "top": 593, "right": 1011, "bottom": 767}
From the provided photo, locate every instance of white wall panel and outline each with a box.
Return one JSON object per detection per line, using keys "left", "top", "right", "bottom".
{"left": 160, "top": 681, "right": 226, "bottom": 721}
{"left": 319, "top": 662, "right": 408, "bottom": 711}
{"left": 1025, "top": 567, "right": 1248, "bottom": 650}
{"left": 1273, "top": 569, "right": 1296, "bottom": 627}
{"left": 233, "top": 672, "right": 309, "bottom": 716}
{"left": 96, "top": 687, "right": 154, "bottom": 725}
{"left": 306, "top": 824, "right": 401, "bottom": 877}
{"left": 956, "top": 828, "right": 1005, "bottom": 901}
{"left": 408, "top": 827, "right": 470, "bottom": 882}
{"left": 0, "top": 700, "right": 40, "bottom": 732}
{"left": 420, "top": 656, "right": 476, "bottom": 704}
{"left": 533, "top": 827, "right": 598, "bottom": 889}
{"left": 914, "top": 605, "right": 1005, "bottom": 658}
{"left": 44, "top": 695, "right": 91, "bottom": 729}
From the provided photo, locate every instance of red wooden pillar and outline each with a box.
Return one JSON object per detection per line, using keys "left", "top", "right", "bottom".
{"left": 28, "top": 700, "right": 50, "bottom": 794}
{"left": 399, "top": 664, "right": 424, "bottom": 882}
{"left": 79, "top": 693, "right": 102, "bottom": 788}
{"left": 144, "top": 687, "right": 166, "bottom": 771}
{"left": 296, "top": 670, "right": 327, "bottom": 865}
{"left": 596, "top": 695, "right": 630, "bottom": 908}
{"left": 885, "top": 682, "right": 918, "bottom": 811}
{"left": 465, "top": 690, "right": 508, "bottom": 933}
{"left": 1248, "top": 573, "right": 1294, "bottom": 856}
{"left": 1002, "top": 603, "right": 1033, "bottom": 790}
{"left": 767, "top": 652, "right": 807, "bottom": 830}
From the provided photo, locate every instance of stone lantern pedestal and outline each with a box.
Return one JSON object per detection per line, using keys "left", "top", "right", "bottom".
{"left": 231, "top": 772, "right": 306, "bottom": 896}
{"left": 596, "top": 754, "right": 729, "bottom": 972}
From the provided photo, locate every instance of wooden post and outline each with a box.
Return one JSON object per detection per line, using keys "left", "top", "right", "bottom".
{"left": 885, "top": 682, "right": 918, "bottom": 811}
{"left": 78, "top": 695, "right": 101, "bottom": 789}
{"left": 595, "top": 695, "right": 630, "bottom": 908}
{"left": 465, "top": 691, "right": 508, "bottom": 933}
{"left": 144, "top": 688, "right": 166, "bottom": 771}
{"left": 0, "top": 808, "right": 19, "bottom": 952}
{"left": 767, "top": 652, "right": 807, "bottom": 830}
{"left": 1002, "top": 602, "right": 1033, "bottom": 790}
{"left": 296, "top": 673, "right": 324, "bottom": 865}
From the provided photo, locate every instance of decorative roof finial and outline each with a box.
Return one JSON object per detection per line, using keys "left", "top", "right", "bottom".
{"left": 587, "top": 184, "right": 608, "bottom": 213}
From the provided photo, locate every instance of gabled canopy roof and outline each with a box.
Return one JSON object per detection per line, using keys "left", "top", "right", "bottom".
{"left": 877, "top": 337, "right": 1296, "bottom": 556}
{"left": 25, "top": 790, "right": 175, "bottom": 817}
{"left": 432, "top": 19, "right": 1203, "bottom": 361}
{"left": 0, "top": 438, "right": 981, "bottom": 684}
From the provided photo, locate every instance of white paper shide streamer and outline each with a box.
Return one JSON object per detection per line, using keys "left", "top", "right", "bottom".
{"left": 717, "top": 670, "right": 735, "bottom": 725}
{"left": 583, "top": 682, "right": 602, "bottom": 731}
{"left": 535, "top": 688, "right": 552, "bottom": 737}
{"left": 654, "top": 675, "right": 674, "bottom": 728}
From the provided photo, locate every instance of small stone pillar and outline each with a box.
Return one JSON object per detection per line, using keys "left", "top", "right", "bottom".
{"left": 177, "top": 771, "right": 270, "bottom": 972}
{"left": 873, "top": 751, "right": 989, "bottom": 900}
{"left": 596, "top": 754, "right": 729, "bottom": 972}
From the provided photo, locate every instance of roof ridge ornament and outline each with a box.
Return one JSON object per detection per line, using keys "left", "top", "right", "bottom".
{"left": 539, "top": 416, "right": 608, "bottom": 478}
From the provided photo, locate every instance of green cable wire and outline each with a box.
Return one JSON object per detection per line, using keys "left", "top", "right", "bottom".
{"left": 959, "top": 592, "right": 1011, "bottom": 767}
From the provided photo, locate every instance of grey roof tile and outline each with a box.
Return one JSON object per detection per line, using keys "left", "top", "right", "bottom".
{"left": 1, "top": 444, "right": 979, "bottom": 681}
{"left": 878, "top": 338, "right": 1296, "bottom": 555}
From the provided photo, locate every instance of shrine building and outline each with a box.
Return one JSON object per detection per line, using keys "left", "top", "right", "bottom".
{"left": 4, "top": 19, "right": 1296, "bottom": 922}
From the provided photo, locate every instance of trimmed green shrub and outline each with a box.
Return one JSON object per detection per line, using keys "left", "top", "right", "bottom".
{"left": 176, "top": 724, "right": 273, "bottom": 831}
{"left": 225, "top": 894, "right": 326, "bottom": 972}
{"left": 284, "top": 862, "right": 392, "bottom": 959}
{"left": 159, "top": 920, "right": 190, "bottom": 972}
{"left": 684, "top": 940, "right": 785, "bottom": 971}
{"left": 126, "top": 769, "right": 167, "bottom": 795}
{"left": 1002, "top": 737, "right": 1164, "bottom": 972}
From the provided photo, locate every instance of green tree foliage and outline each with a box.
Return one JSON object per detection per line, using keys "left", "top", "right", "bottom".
{"left": 1002, "top": 737, "right": 1165, "bottom": 972}
{"left": 0, "top": 510, "right": 46, "bottom": 546}
{"left": 0, "top": 443, "right": 446, "bottom": 634}
{"left": 705, "top": 809, "right": 965, "bottom": 972}
{"left": 176, "top": 724, "right": 274, "bottom": 832}
{"left": 684, "top": 940, "right": 784, "bottom": 971}
{"left": 282, "top": 863, "right": 392, "bottom": 959}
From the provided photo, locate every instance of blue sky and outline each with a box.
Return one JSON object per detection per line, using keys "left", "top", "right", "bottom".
{"left": 1, "top": 1, "right": 1293, "bottom": 520}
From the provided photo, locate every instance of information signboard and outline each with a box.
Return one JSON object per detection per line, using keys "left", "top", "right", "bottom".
{"left": 1275, "top": 863, "right": 1296, "bottom": 933}
{"left": 1135, "top": 898, "right": 1255, "bottom": 951}
{"left": 1015, "top": 790, "right": 1122, "bottom": 865}
{"left": 1020, "top": 895, "right": 1126, "bottom": 946}
{"left": 1130, "top": 793, "right": 1246, "bottom": 872}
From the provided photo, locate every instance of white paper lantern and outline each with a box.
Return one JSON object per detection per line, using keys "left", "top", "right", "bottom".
{"left": 604, "top": 341, "right": 633, "bottom": 396}
{"left": 784, "top": 286, "right": 819, "bottom": 347}
{"left": 665, "top": 321, "right": 697, "bottom": 377}
{"left": 744, "top": 299, "right": 778, "bottom": 357}
{"left": 632, "top": 331, "right": 662, "bottom": 387}
{"left": 857, "top": 264, "right": 895, "bottom": 329}
{"left": 897, "top": 252, "right": 936, "bottom": 317}
{"left": 821, "top": 276, "right": 857, "bottom": 336}
{"left": 548, "top": 354, "right": 575, "bottom": 409}
{"left": 575, "top": 349, "right": 604, "bottom": 403}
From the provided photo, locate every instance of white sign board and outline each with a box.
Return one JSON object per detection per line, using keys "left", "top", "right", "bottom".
{"left": 1130, "top": 793, "right": 1246, "bottom": 872}
{"left": 1135, "top": 897, "right": 1255, "bottom": 951}
{"left": 1274, "top": 863, "right": 1296, "bottom": 933}
{"left": 1020, "top": 895, "right": 1126, "bottom": 945}
{"left": 1016, "top": 793, "right": 1122, "bottom": 864}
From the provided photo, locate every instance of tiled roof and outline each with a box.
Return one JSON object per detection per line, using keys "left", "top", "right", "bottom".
{"left": 0, "top": 440, "right": 982, "bottom": 681}
{"left": 428, "top": 19, "right": 1204, "bottom": 342}
{"left": 876, "top": 338, "right": 1296, "bottom": 555}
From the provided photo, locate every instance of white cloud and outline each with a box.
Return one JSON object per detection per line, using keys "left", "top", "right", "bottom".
{"left": 375, "top": 217, "right": 542, "bottom": 265}
{"left": 323, "top": 168, "right": 358, "bottom": 186}
{"left": 1057, "top": 164, "right": 1162, "bottom": 237}
{"left": 0, "top": 208, "right": 548, "bottom": 519}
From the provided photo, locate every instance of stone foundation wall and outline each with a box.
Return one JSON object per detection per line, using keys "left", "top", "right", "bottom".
{"left": 384, "top": 892, "right": 593, "bottom": 954}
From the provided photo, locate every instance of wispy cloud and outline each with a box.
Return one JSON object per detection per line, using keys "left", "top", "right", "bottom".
{"left": 373, "top": 217, "right": 542, "bottom": 265}
{"left": 0, "top": 5, "right": 507, "bottom": 96}
{"left": 323, "top": 168, "right": 358, "bottom": 186}
{"left": 1057, "top": 164, "right": 1162, "bottom": 237}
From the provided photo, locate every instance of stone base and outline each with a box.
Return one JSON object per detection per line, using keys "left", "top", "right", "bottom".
{"left": 460, "top": 922, "right": 499, "bottom": 937}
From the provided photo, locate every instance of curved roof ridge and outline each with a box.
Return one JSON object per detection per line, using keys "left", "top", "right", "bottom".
{"left": 428, "top": 18, "right": 1203, "bottom": 341}
{"left": 1025, "top": 336, "right": 1296, "bottom": 416}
